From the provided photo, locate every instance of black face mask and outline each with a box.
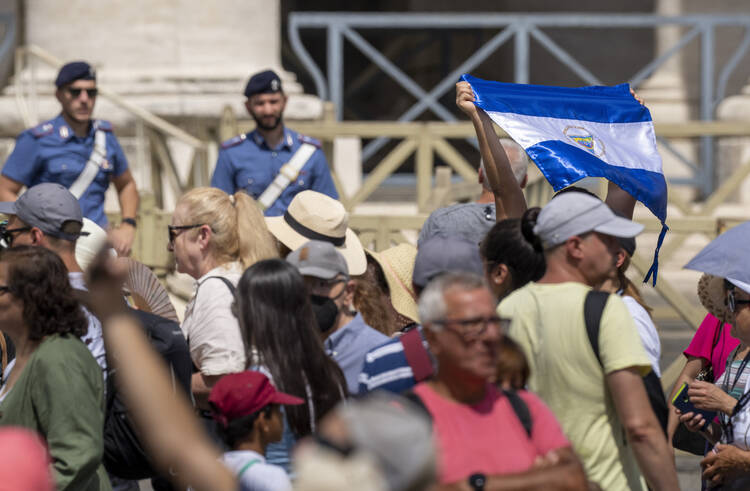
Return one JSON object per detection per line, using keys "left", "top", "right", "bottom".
{"left": 310, "top": 294, "right": 339, "bottom": 334}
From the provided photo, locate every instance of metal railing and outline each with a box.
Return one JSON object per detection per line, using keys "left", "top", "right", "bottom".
{"left": 289, "top": 12, "right": 750, "bottom": 196}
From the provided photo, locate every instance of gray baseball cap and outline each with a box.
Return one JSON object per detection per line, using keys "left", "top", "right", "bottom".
{"left": 534, "top": 192, "right": 643, "bottom": 249}
{"left": 287, "top": 240, "right": 349, "bottom": 279}
{"left": 412, "top": 236, "right": 484, "bottom": 289}
{"left": 0, "top": 183, "right": 83, "bottom": 241}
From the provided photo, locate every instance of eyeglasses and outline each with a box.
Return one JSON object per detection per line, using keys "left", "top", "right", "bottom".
{"left": 3, "top": 226, "right": 31, "bottom": 247}
{"left": 431, "top": 315, "right": 508, "bottom": 341}
{"left": 167, "top": 224, "right": 206, "bottom": 246}
{"left": 727, "top": 289, "right": 750, "bottom": 313}
{"left": 66, "top": 87, "right": 98, "bottom": 99}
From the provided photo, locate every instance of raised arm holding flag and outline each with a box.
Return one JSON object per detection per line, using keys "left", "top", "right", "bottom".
{"left": 457, "top": 75, "right": 668, "bottom": 284}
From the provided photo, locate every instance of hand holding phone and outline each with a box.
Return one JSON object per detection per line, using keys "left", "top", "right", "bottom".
{"left": 672, "top": 382, "right": 717, "bottom": 431}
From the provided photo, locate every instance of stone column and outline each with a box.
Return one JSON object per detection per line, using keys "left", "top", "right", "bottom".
{"left": 637, "top": 0, "right": 697, "bottom": 202}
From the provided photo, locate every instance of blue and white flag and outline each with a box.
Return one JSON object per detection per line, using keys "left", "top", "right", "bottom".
{"left": 462, "top": 74, "right": 668, "bottom": 284}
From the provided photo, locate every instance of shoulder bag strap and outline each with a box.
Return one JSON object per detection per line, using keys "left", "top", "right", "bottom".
{"left": 584, "top": 291, "right": 610, "bottom": 367}
{"left": 257, "top": 143, "right": 316, "bottom": 211}
{"left": 502, "top": 389, "right": 533, "bottom": 438}
{"left": 400, "top": 329, "right": 434, "bottom": 382}
{"left": 237, "top": 459, "right": 261, "bottom": 478}
{"left": 0, "top": 333, "right": 6, "bottom": 385}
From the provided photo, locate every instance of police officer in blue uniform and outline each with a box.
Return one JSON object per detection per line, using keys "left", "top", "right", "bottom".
{"left": 211, "top": 70, "right": 338, "bottom": 216}
{"left": 0, "top": 61, "right": 139, "bottom": 256}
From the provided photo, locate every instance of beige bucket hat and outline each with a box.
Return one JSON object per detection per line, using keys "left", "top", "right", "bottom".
{"left": 698, "top": 273, "right": 731, "bottom": 324}
{"left": 368, "top": 243, "right": 419, "bottom": 323}
{"left": 265, "top": 190, "right": 367, "bottom": 275}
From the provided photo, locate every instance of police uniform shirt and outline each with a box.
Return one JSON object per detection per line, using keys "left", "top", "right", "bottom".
{"left": 2, "top": 114, "right": 129, "bottom": 227}
{"left": 211, "top": 127, "right": 338, "bottom": 216}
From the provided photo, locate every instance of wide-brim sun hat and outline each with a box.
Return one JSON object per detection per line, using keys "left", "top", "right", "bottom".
{"left": 697, "top": 274, "right": 731, "bottom": 324}
{"left": 266, "top": 190, "right": 366, "bottom": 275}
{"left": 697, "top": 273, "right": 750, "bottom": 325}
{"left": 367, "top": 243, "right": 419, "bottom": 323}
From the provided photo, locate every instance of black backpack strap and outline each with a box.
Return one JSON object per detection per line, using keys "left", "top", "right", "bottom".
{"left": 584, "top": 291, "right": 610, "bottom": 367}
{"left": 401, "top": 390, "right": 432, "bottom": 422}
{"left": 200, "top": 276, "right": 237, "bottom": 295}
{"left": 503, "top": 389, "right": 533, "bottom": 438}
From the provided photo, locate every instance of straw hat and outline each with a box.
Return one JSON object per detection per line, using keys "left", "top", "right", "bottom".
{"left": 368, "top": 244, "right": 419, "bottom": 323}
{"left": 697, "top": 273, "right": 731, "bottom": 324}
{"left": 266, "top": 191, "right": 366, "bottom": 275}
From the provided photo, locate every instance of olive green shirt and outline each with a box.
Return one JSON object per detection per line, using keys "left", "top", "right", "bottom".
{"left": 0, "top": 334, "right": 111, "bottom": 491}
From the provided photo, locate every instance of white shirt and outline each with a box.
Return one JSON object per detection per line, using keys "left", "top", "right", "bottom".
{"left": 69, "top": 272, "right": 108, "bottom": 379}
{"left": 622, "top": 295, "right": 661, "bottom": 377}
{"left": 181, "top": 262, "right": 246, "bottom": 376}
{"left": 222, "top": 450, "right": 292, "bottom": 491}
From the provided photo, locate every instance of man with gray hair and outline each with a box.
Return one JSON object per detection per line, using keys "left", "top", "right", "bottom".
{"left": 418, "top": 138, "right": 528, "bottom": 247}
{"left": 410, "top": 272, "right": 587, "bottom": 490}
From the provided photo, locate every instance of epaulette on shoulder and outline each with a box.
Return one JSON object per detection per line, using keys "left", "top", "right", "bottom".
{"left": 93, "top": 119, "right": 113, "bottom": 132}
{"left": 30, "top": 121, "right": 54, "bottom": 138}
{"left": 298, "top": 134, "right": 321, "bottom": 149}
{"left": 221, "top": 134, "right": 247, "bottom": 149}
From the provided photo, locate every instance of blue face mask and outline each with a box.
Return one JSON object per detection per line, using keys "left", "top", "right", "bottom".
{"left": 309, "top": 294, "right": 339, "bottom": 334}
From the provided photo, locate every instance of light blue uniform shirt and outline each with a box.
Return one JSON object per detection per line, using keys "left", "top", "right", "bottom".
{"left": 210, "top": 127, "right": 338, "bottom": 216}
{"left": 2, "top": 114, "right": 129, "bottom": 227}
{"left": 325, "top": 313, "right": 389, "bottom": 394}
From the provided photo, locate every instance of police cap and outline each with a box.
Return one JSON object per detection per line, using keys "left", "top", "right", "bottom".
{"left": 55, "top": 61, "right": 96, "bottom": 88}
{"left": 244, "top": 70, "right": 282, "bottom": 98}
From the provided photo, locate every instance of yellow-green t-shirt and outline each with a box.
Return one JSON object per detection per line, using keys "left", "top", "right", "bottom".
{"left": 498, "top": 282, "right": 652, "bottom": 491}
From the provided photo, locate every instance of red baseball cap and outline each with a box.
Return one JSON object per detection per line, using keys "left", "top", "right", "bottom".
{"left": 208, "top": 371, "right": 304, "bottom": 427}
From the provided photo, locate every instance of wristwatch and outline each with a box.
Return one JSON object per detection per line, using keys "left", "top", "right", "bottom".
{"left": 468, "top": 473, "right": 486, "bottom": 491}
{"left": 121, "top": 217, "right": 137, "bottom": 228}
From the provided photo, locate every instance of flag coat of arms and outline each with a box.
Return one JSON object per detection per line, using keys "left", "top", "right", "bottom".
{"left": 462, "top": 74, "right": 668, "bottom": 283}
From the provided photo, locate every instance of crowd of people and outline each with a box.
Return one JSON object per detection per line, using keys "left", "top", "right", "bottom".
{"left": 0, "top": 60, "right": 749, "bottom": 491}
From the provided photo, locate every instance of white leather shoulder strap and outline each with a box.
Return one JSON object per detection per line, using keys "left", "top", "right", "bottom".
{"left": 69, "top": 130, "right": 107, "bottom": 199}
{"left": 257, "top": 143, "right": 316, "bottom": 211}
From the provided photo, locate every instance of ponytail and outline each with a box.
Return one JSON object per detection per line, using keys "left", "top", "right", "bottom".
{"left": 520, "top": 207, "right": 543, "bottom": 253}
{"left": 233, "top": 192, "right": 279, "bottom": 269}
{"left": 176, "top": 187, "right": 278, "bottom": 269}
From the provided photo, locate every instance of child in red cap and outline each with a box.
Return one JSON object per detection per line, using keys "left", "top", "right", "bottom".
{"left": 209, "top": 371, "right": 304, "bottom": 490}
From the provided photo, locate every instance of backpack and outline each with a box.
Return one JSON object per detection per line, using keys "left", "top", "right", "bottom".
{"left": 584, "top": 291, "right": 669, "bottom": 435}
{"left": 102, "top": 308, "right": 193, "bottom": 480}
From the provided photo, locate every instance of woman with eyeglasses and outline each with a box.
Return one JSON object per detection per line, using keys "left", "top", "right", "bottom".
{"left": 235, "top": 258, "right": 347, "bottom": 474}
{"left": 168, "top": 187, "right": 277, "bottom": 411}
{"left": 0, "top": 246, "right": 110, "bottom": 490}
{"left": 678, "top": 277, "right": 750, "bottom": 489}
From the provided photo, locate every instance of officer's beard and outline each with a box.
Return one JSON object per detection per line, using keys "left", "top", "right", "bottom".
{"left": 252, "top": 113, "right": 283, "bottom": 131}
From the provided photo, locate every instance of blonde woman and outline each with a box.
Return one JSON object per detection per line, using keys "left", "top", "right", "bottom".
{"left": 168, "top": 187, "right": 277, "bottom": 407}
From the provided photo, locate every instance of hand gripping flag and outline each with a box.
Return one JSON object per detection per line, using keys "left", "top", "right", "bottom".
{"left": 462, "top": 74, "right": 668, "bottom": 285}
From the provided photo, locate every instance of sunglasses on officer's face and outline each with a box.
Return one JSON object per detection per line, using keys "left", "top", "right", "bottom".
{"left": 66, "top": 87, "right": 98, "bottom": 99}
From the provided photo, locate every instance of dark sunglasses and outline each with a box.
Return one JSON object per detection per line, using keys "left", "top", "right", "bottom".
{"left": 3, "top": 226, "right": 32, "bottom": 247}
{"left": 727, "top": 290, "right": 750, "bottom": 313}
{"left": 66, "top": 87, "right": 98, "bottom": 99}
{"left": 168, "top": 224, "right": 206, "bottom": 246}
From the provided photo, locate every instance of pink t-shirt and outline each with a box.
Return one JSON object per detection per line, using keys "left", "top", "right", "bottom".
{"left": 684, "top": 313, "right": 739, "bottom": 379}
{"left": 413, "top": 382, "right": 570, "bottom": 484}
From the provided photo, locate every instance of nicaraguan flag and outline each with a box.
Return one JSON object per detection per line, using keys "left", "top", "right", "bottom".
{"left": 462, "top": 74, "right": 668, "bottom": 284}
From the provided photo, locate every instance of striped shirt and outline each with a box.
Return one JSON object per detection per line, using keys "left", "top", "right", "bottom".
{"left": 357, "top": 327, "right": 431, "bottom": 394}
